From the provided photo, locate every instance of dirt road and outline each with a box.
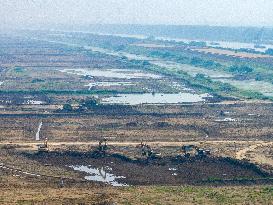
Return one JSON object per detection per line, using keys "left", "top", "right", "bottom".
{"left": 236, "top": 141, "right": 273, "bottom": 168}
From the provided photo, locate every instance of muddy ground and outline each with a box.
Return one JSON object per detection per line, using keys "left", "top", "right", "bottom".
{"left": 0, "top": 102, "right": 273, "bottom": 173}
{"left": 24, "top": 151, "right": 273, "bottom": 186}
{"left": 1, "top": 102, "right": 273, "bottom": 142}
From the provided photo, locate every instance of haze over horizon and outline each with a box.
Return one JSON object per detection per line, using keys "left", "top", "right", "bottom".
{"left": 0, "top": 0, "right": 273, "bottom": 30}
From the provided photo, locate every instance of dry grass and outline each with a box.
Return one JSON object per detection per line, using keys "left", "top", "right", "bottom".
{"left": 1, "top": 182, "right": 272, "bottom": 205}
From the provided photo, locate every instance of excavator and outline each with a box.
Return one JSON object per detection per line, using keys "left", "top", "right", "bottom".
{"left": 181, "top": 144, "right": 210, "bottom": 158}
{"left": 37, "top": 137, "right": 49, "bottom": 152}
{"left": 95, "top": 138, "right": 108, "bottom": 155}
{"left": 98, "top": 138, "right": 108, "bottom": 152}
{"left": 137, "top": 141, "right": 161, "bottom": 159}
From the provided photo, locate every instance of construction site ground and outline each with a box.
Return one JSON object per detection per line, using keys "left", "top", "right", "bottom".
{"left": 0, "top": 102, "right": 273, "bottom": 204}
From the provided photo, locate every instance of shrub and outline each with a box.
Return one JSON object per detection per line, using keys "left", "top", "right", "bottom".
{"left": 228, "top": 65, "right": 253, "bottom": 74}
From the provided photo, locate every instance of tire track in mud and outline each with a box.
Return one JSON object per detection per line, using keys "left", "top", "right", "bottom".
{"left": 0, "top": 162, "right": 86, "bottom": 182}
{"left": 0, "top": 162, "right": 42, "bottom": 177}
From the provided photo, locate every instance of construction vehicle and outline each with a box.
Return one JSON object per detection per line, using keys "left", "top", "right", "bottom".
{"left": 37, "top": 138, "right": 49, "bottom": 152}
{"left": 98, "top": 138, "right": 108, "bottom": 153}
{"left": 91, "top": 138, "right": 109, "bottom": 157}
{"left": 181, "top": 144, "right": 210, "bottom": 158}
{"left": 137, "top": 141, "right": 161, "bottom": 159}
{"left": 196, "top": 148, "right": 211, "bottom": 157}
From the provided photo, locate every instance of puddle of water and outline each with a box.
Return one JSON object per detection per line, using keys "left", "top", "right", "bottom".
{"left": 214, "top": 118, "right": 237, "bottom": 122}
{"left": 61, "top": 68, "right": 161, "bottom": 79}
{"left": 169, "top": 167, "right": 178, "bottom": 176}
{"left": 69, "top": 165, "right": 128, "bottom": 187}
{"left": 85, "top": 82, "right": 134, "bottom": 90}
{"left": 24, "top": 100, "right": 45, "bottom": 105}
{"left": 168, "top": 168, "right": 177, "bottom": 171}
{"left": 101, "top": 92, "right": 211, "bottom": 105}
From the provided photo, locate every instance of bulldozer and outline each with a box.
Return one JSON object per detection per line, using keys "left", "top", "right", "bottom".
{"left": 37, "top": 138, "right": 49, "bottom": 152}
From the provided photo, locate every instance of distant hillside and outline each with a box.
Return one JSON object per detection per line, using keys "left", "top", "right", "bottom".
{"left": 70, "top": 24, "right": 273, "bottom": 44}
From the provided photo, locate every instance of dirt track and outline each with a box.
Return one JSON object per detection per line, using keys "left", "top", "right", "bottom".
{"left": 2, "top": 140, "right": 273, "bottom": 169}
{"left": 236, "top": 142, "right": 273, "bottom": 168}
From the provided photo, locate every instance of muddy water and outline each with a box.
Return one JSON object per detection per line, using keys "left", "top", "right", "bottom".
{"left": 69, "top": 165, "right": 128, "bottom": 187}
{"left": 214, "top": 118, "right": 237, "bottom": 122}
{"left": 101, "top": 93, "right": 211, "bottom": 105}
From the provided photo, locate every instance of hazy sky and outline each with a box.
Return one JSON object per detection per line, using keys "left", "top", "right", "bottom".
{"left": 1, "top": 0, "right": 273, "bottom": 29}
